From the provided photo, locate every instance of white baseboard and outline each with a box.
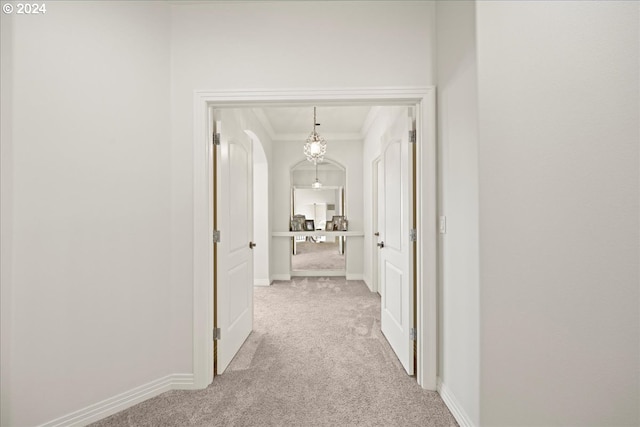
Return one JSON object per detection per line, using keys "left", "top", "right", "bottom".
{"left": 346, "top": 273, "right": 364, "bottom": 281}
{"left": 39, "top": 374, "right": 195, "bottom": 427}
{"left": 254, "top": 278, "right": 270, "bottom": 286}
{"left": 437, "top": 378, "right": 475, "bottom": 427}
{"left": 270, "top": 274, "right": 291, "bottom": 281}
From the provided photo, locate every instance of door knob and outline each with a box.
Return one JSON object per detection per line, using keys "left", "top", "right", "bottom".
{"left": 377, "top": 241, "right": 385, "bottom": 249}
{"left": 249, "top": 241, "right": 257, "bottom": 249}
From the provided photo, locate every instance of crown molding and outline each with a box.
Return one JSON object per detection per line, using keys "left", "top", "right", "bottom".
{"left": 251, "top": 108, "right": 278, "bottom": 141}
{"left": 360, "top": 106, "right": 384, "bottom": 137}
{"left": 276, "top": 132, "right": 363, "bottom": 142}
{"left": 251, "top": 108, "right": 365, "bottom": 142}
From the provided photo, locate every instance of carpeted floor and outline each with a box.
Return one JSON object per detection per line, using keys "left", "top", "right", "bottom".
{"left": 292, "top": 241, "right": 345, "bottom": 271}
{"left": 91, "top": 278, "right": 457, "bottom": 427}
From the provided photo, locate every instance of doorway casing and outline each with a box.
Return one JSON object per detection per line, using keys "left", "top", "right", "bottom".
{"left": 192, "top": 87, "right": 437, "bottom": 390}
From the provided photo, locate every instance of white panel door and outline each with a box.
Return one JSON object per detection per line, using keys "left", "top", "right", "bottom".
{"left": 216, "top": 110, "right": 254, "bottom": 374}
{"left": 379, "top": 110, "right": 414, "bottom": 375}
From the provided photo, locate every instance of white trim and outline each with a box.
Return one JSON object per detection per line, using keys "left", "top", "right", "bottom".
{"left": 270, "top": 274, "right": 291, "bottom": 281}
{"left": 437, "top": 378, "right": 476, "bottom": 427}
{"left": 371, "top": 155, "right": 382, "bottom": 295}
{"left": 416, "top": 89, "right": 438, "bottom": 390}
{"left": 38, "top": 374, "right": 195, "bottom": 427}
{"left": 346, "top": 273, "right": 364, "bottom": 281}
{"left": 193, "top": 87, "right": 437, "bottom": 392}
{"left": 192, "top": 93, "right": 214, "bottom": 389}
{"left": 254, "top": 279, "right": 271, "bottom": 286}
{"left": 276, "top": 131, "right": 362, "bottom": 142}
{"left": 192, "top": 87, "right": 430, "bottom": 104}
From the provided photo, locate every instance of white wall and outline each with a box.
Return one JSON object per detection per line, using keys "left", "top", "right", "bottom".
{"left": 1, "top": 2, "right": 173, "bottom": 426}
{"left": 1, "top": 8, "right": 14, "bottom": 427}
{"left": 435, "top": 2, "right": 480, "bottom": 426}
{"left": 476, "top": 2, "right": 640, "bottom": 425}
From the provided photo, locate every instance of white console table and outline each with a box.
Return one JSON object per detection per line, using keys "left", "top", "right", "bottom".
{"left": 272, "top": 231, "right": 365, "bottom": 256}
{"left": 271, "top": 231, "right": 365, "bottom": 237}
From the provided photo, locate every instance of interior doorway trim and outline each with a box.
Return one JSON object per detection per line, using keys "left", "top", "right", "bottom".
{"left": 371, "top": 155, "right": 382, "bottom": 294}
{"left": 192, "top": 87, "right": 437, "bottom": 390}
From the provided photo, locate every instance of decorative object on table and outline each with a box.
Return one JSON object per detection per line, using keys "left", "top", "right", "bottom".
{"left": 331, "top": 215, "right": 347, "bottom": 231}
{"left": 303, "top": 107, "right": 327, "bottom": 164}
{"left": 325, "top": 221, "right": 334, "bottom": 231}
{"left": 291, "top": 215, "right": 306, "bottom": 231}
{"left": 304, "top": 219, "right": 315, "bottom": 231}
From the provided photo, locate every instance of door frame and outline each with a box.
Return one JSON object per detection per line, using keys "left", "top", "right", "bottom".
{"left": 192, "top": 87, "right": 437, "bottom": 390}
{"left": 371, "top": 155, "right": 382, "bottom": 294}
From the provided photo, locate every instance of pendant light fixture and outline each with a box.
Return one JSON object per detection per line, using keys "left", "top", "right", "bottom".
{"left": 312, "top": 161, "right": 322, "bottom": 189}
{"left": 303, "top": 107, "right": 327, "bottom": 164}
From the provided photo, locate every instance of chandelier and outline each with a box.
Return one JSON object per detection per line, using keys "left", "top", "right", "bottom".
{"left": 303, "top": 107, "right": 327, "bottom": 164}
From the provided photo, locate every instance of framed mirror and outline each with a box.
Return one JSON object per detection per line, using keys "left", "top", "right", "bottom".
{"left": 290, "top": 159, "right": 346, "bottom": 273}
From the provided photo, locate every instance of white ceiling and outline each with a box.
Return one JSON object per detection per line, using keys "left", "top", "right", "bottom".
{"left": 255, "top": 106, "right": 373, "bottom": 140}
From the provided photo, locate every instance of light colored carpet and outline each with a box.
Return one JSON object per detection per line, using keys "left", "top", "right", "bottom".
{"left": 292, "top": 241, "right": 345, "bottom": 270}
{"left": 91, "top": 278, "right": 457, "bottom": 427}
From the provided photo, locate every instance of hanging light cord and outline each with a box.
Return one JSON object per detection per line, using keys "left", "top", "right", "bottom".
{"left": 313, "top": 107, "right": 316, "bottom": 132}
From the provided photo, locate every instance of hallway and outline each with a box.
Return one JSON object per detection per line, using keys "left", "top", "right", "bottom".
{"left": 93, "top": 278, "right": 457, "bottom": 426}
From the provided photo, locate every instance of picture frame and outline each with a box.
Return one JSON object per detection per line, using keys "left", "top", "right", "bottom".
{"left": 291, "top": 215, "right": 305, "bottom": 231}
{"left": 304, "top": 219, "right": 315, "bottom": 231}
{"left": 325, "top": 221, "right": 334, "bottom": 231}
{"left": 332, "top": 215, "right": 347, "bottom": 231}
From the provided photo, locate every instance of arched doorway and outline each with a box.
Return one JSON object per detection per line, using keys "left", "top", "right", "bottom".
{"left": 245, "top": 130, "right": 270, "bottom": 286}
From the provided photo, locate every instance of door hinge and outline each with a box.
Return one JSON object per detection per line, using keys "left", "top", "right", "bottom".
{"left": 213, "top": 132, "right": 221, "bottom": 146}
{"left": 409, "top": 129, "right": 417, "bottom": 144}
{"left": 212, "top": 230, "right": 221, "bottom": 243}
{"left": 213, "top": 328, "right": 221, "bottom": 340}
{"left": 410, "top": 228, "right": 417, "bottom": 242}
{"left": 410, "top": 327, "right": 417, "bottom": 341}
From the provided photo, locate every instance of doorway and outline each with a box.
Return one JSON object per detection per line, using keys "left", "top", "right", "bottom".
{"left": 290, "top": 159, "right": 346, "bottom": 275}
{"left": 192, "top": 88, "right": 437, "bottom": 391}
